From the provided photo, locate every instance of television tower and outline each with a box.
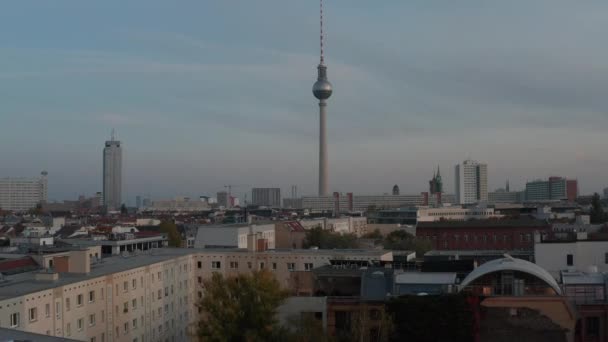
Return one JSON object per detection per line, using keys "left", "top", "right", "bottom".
{"left": 312, "top": 0, "right": 333, "bottom": 196}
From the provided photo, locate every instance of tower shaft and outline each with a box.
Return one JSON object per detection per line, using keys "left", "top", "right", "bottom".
{"left": 319, "top": 100, "right": 328, "bottom": 195}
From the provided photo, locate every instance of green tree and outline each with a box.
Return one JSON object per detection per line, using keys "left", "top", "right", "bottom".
{"left": 196, "top": 270, "right": 289, "bottom": 342}
{"left": 383, "top": 230, "right": 432, "bottom": 257}
{"left": 362, "top": 229, "right": 383, "bottom": 240}
{"left": 159, "top": 221, "right": 182, "bottom": 247}
{"left": 590, "top": 193, "right": 606, "bottom": 224}
{"left": 303, "top": 227, "right": 359, "bottom": 249}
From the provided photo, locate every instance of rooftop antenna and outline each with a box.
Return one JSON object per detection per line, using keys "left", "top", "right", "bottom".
{"left": 320, "top": 0, "right": 325, "bottom": 65}
{"left": 111, "top": 128, "right": 116, "bottom": 141}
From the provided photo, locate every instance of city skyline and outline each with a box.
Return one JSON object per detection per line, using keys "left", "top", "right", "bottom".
{"left": 1, "top": 1, "right": 607, "bottom": 200}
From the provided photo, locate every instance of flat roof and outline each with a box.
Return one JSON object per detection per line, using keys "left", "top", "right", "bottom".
{"left": 417, "top": 219, "right": 549, "bottom": 229}
{"left": 425, "top": 250, "right": 532, "bottom": 256}
{"left": 0, "top": 248, "right": 391, "bottom": 300}
{"left": 0, "top": 327, "right": 80, "bottom": 341}
{"left": 395, "top": 272, "right": 457, "bottom": 284}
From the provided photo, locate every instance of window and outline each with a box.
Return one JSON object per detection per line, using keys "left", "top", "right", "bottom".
{"left": 171, "top": 285, "right": 174, "bottom": 294}
{"left": 165, "top": 287, "right": 169, "bottom": 297}
{"left": 158, "top": 289, "right": 162, "bottom": 299}
{"left": 157, "top": 271, "right": 161, "bottom": 280}
{"left": 132, "top": 299, "right": 137, "bottom": 310}
{"left": 567, "top": 254, "right": 574, "bottom": 266}
{"left": 272, "top": 262, "right": 277, "bottom": 270}
{"left": 124, "top": 302, "right": 129, "bottom": 313}
{"left": 101, "top": 332, "right": 105, "bottom": 342}
{"left": 66, "top": 323, "right": 71, "bottom": 336}
{"left": 604, "top": 253, "right": 608, "bottom": 264}
{"left": 56, "top": 302, "right": 61, "bottom": 319}
{"left": 211, "top": 261, "right": 221, "bottom": 269}
{"left": 198, "top": 276, "right": 202, "bottom": 284}
{"left": 305, "top": 263, "right": 313, "bottom": 271}
{"left": 230, "top": 261, "right": 238, "bottom": 269}
{"left": 259, "top": 262, "right": 265, "bottom": 270}
{"left": 123, "top": 281, "right": 128, "bottom": 292}
{"left": 77, "top": 294, "right": 83, "bottom": 306}
{"left": 91, "top": 337, "right": 96, "bottom": 342}
{"left": 101, "top": 288, "right": 104, "bottom": 300}
{"left": 132, "top": 279, "right": 137, "bottom": 289}
{"left": 116, "top": 326, "right": 119, "bottom": 338}
{"left": 287, "top": 263, "right": 295, "bottom": 271}
{"left": 586, "top": 316, "right": 600, "bottom": 337}
{"left": 89, "top": 313, "right": 96, "bottom": 326}
{"left": 77, "top": 318, "right": 84, "bottom": 331}
{"left": 29, "top": 307, "right": 37, "bottom": 322}
{"left": 197, "top": 261, "right": 202, "bottom": 269}
{"left": 45, "top": 303, "right": 50, "bottom": 318}
{"left": 248, "top": 262, "right": 252, "bottom": 269}
{"left": 124, "top": 322, "right": 129, "bottom": 333}
{"left": 133, "top": 318, "right": 138, "bottom": 329}
{"left": 89, "top": 290, "right": 95, "bottom": 303}
{"left": 101, "top": 310, "right": 105, "bottom": 322}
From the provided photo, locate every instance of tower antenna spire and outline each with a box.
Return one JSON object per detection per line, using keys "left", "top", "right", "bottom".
{"left": 111, "top": 128, "right": 115, "bottom": 141}
{"left": 320, "top": 0, "right": 324, "bottom": 64}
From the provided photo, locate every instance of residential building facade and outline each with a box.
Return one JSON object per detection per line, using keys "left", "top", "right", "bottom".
{"left": 0, "top": 171, "right": 48, "bottom": 212}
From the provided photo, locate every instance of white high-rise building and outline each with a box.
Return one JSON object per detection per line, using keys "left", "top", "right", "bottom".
{"left": 102, "top": 133, "right": 122, "bottom": 210}
{"left": 455, "top": 159, "right": 487, "bottom": 205}
{"left": 0, "top": 171, "right": 48, "bottom": 211}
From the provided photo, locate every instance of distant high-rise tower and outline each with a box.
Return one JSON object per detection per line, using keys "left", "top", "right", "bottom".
{"left": 455, "top": 159, "right": 487, "bottom": 205}
{"left": 313, "top": 0, "right": 333, "bottom": 196}
{"left": 392, "top": 185, "right": 400, "bottom": 196}
{"left": 103, "top": 130, "right": 122, "bottom": 210}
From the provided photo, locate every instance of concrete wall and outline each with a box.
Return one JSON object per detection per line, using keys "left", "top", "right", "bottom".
{"left": 277, "top": 296, "right": 327, "bottom": 329}
{"left": 535, "top": 240, "right": 608, "bottom": 279}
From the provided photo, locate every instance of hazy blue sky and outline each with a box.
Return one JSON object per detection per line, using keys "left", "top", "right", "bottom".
{"left": 1, "top": 1, "right": 607, "bottom": 203}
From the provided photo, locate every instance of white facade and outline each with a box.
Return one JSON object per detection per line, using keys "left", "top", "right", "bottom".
{"left": 194, "top": 224, "right": 276, "bottom": 249}
{"left": 535, "top": 239, "right": 608, "bottom": 279}
{"left": 417, "top": 207, "right": 503, "bottom": 222}
{"left": 103, "top": 138, "right": 122, "bottom": 210}
{"left": 301, "top": 194, "right": 424, "bottom": 211}
{"left": 0, "top": 172, "right": 48, "bottom": 212}
{"left": 455, "top": 159, "right": 487, "bottom": 205}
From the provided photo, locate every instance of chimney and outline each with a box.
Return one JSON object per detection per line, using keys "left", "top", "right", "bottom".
{"left": 68, "top": 249, "right": 91, "bottom": 274}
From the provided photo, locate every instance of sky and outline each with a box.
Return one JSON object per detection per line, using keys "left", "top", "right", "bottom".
{"left": 1, "top": 1, "right": 607, "bottom": 203}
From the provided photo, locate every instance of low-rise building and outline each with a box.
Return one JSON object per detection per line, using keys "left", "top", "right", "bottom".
{"left": 417, "top": 219, "right": 551, "bottom": 251}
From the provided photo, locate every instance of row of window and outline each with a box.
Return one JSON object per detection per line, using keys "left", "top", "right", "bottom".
{"left": 200, "top": 261, "right": 314, "bottom": 271}
{"left": 422, "top": 233, "right": 533, "bottom": 243}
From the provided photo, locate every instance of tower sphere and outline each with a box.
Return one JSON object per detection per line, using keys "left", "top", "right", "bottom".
{"left": 313, "top": 79, "right": 333, "bottom": 100}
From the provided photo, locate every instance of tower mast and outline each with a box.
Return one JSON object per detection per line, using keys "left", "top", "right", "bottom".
{"left": 312, "top": 0, "right": 333, "bottom": 196}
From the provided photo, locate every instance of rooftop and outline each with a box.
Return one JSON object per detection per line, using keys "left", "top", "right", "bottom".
{"left": 0, "top": 248, "right": 391, "bottom": 300}
{"left": 417, "top": 218, "right": 549, "bottom": 229}
{"left": 395, "top": 272, "right": 457, "bottom": 284}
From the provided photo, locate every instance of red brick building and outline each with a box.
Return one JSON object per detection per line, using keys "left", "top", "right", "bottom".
{"left": 417, "top": 219, "right": 551, "bottom": 251}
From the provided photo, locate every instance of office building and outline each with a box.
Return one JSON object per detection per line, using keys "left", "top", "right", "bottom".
{"left": 135, "top": 196, "right": 142, "bottom": 209}
{"left": 216, "top": 191, "right": 228, "bottom": 208}
{"left": 0, "top": 171, "right": 48, "bottom": 212}
{"left": 251, "top": 188, "right": 281, "bottom": 207}
{"left": 102, "top": 132, "right": 122, "bottom": 210}
{"left": 487, "top": 189, "right": 524, "bottom": 204}
{"left": 455, "top": 159, "right": 487, "bottom": 205}
{"left": 525, "top": 177, "right": 578, "bottom": 202}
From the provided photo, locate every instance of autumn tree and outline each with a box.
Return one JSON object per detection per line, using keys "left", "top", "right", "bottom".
{"left": 196, "top": 270, "right": 289, "bottom": 342}
{"left": 383, "top": 230, "right": 432, "bottom": 257}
